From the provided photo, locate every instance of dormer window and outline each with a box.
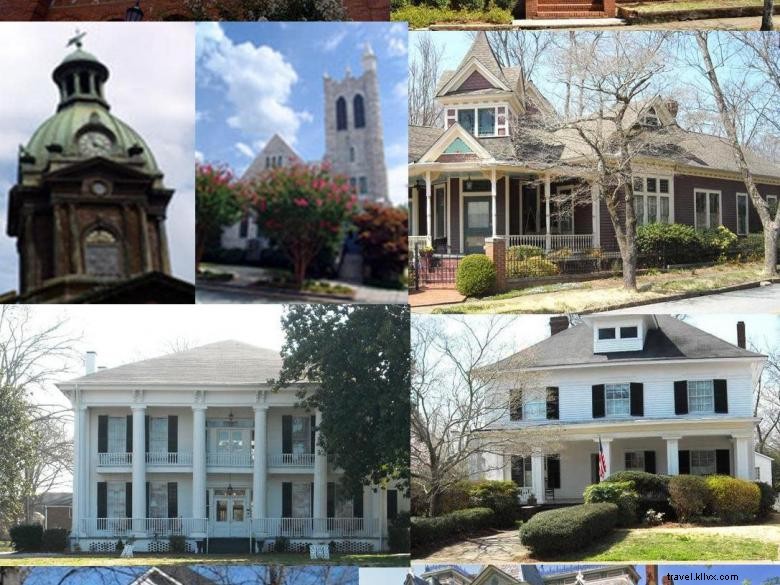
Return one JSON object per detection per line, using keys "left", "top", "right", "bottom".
{"left": 620, "top": 326, "right": 638, "bottom": 338}
{"left": 598, "top": 328, "right": 616, "bottom": 340}
{"left": 641, "top": 107, "right": 660, "bottom": 127}
{"left": 454, "top": 105, "right": 508, "bottom": 137}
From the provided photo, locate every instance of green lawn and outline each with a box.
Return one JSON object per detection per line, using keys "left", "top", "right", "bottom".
{"left": 620, "top": 0, "right": 764, "bottom": 12}
{"left": 0, "top": 552, "right": 409, "bottom": 567}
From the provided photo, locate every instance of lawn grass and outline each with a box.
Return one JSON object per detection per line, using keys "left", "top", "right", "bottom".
{"left": 391, "top": 5, "right": 512, "bottom": 29}
{"left": 620, "top": 0, "right": 763, "bottom": 12}
{"left": 0, "top": 552, "right": 409, "bottom": 567}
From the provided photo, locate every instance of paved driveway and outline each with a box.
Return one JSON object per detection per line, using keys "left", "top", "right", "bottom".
{"left": 609, "top": 283, "right": 780, "bottom": 313}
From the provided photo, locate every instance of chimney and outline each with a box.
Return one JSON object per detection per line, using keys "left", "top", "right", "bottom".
{"left": 85, "top": 351, "right": 97, "bottom": 375}
{"left": 665, "top": 99, "right": 679, "bottom": 120}
{"left": 737, "top": 321, "right": 746, "bottom": 349}
{"left": 549, "top": 316, "right": 569, "bottom": 336}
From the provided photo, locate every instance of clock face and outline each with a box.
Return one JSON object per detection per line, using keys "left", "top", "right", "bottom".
{"left": 78, "top": 132, "right": 113, "bottom": 157}
{"left": 90, "top": 181, "right": 108, "bottom": 196}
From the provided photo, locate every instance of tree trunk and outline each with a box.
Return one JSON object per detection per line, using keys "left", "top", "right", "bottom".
{"left": 195, "top": 226, "right": 207, "bottom": 270}
{"left": 428, "top": 490, "right": 440, "bottom": 517}
{"left": 292, "top": 253, "right": 307, "bottom": 289}
{"left": 621, "top": 240, "right": 638, "bottom": 291}
{"left": 761, "top": 0, "right": 774, "bottom": 31}
{"left": 765, "top": 227, "right": 779, "bottom": 277}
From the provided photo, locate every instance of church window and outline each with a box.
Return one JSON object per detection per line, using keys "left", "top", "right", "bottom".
{"left": 350, "top": 147, "right": 355, "bottom": 162}
{"left": 354, "top": 94, "right": 365, "bottom": 128}
{"left": 265, "top": 157, "right": 270, "bottom": 169}
{"left": 349, "top": 177, "right": 357, "bottom": 191}
{"left": 84, "top": 228, "right": 122, "bottom": 277}
{"left": 359, "top": 177, "right": 368, "bottom": 194}
{"left": 277, "top": 156, "right": 282, "bottom": 167}
{"left": 336, "top": 97, "right": 347, "bottom": 131}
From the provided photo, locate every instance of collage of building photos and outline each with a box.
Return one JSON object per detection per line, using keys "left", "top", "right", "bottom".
{"left": 0, "top": 0, "right": 779, "bottom": 585}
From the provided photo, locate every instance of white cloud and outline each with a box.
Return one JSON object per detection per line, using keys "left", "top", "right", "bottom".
{"left": 386, "top": 23, "right": 408, "bottom": 57}
{"left": 387, "top": 163, "right": 408, "bottom": 206}
{"left": 386, "top": 141, "right": 408, "bottom": 159}
{"left": 234, "top": 142, "right": 254, "bottom": 158}
{"left": 394, "top": 80, "right": 408, "bottom": 100}
{"left": 195, "top": 150, "right": 204, "bottom": 163}
{"left": 322, "top": 30, "right": 348, "bottom": 52}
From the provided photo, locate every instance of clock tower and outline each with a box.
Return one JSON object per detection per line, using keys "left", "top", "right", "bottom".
{"left": 5, "top": 34, "right": 192, "bottom": 303}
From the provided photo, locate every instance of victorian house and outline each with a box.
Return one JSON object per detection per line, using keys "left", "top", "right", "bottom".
{"left": 408, "top": 565, "right": 640, "bottom": 585}
{"left": 58, "top": 341, "right": 406, "bottom": 553}
{"left": 408, "top": 33, "right": 780, "bottom": 257}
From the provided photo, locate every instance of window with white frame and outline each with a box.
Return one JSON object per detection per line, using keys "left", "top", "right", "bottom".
{"left": 625, "top": 451, "right": 645, "bottom": 471}
{"left": 107, "top": 481, "right": 126, "bottom": 518}
{"left": 453, "top": 105, "right": 508, "bottom": 137}
{"left": 737, "top": 193, "right": 749, "bottom": 235}
{"left": 687, "top": 380, "right": 715, "bottom": 413}
{"left": 690, "top": 450, "right": 716, "bottom": 475}
{"left": 523, "top": 388, "right": 547, "bottom": 420}
{"left": 605, "top": 383, "right": 630, "bottom": 416}
{"left": 148, "top": 481, "right": 168, "bottom": 518}
{"left": 149, "top": 417, "right": 168, "bottom": 453}
{"left": 768, "top": 195, "right": 778, "bottom": 220}
{"left": 633, "top": 176, "right": 671, "bottom": 225}
{"left": 292, "top": 415, "right": 310, "bottom": 455}
{"left": 108, "top": 417, "right": 126, "bottom": 453}
{"left": 695, "top": 190, "right": 721, "bottom": 229}
{"left": 641, "top": 107, "right": 661, "bottom": 127}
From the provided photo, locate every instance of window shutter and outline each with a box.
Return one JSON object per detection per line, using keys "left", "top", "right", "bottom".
{"left": 282, "top": 416, "right": 292, "bottom": 454}
{"left": 310, "top": 415, "right": 317, "bottom": 454}
{"left": 510, "top": 389, "right": 523, "bottom": 421}
{"left": 592, "top": 385, "right": 605, "bottom": 418}
{"left": 98, "top": 415, "right": 108, "bottom": 454}
{"left": 168, "top": 482, "right": 178, "bottom": 518}
{"left": 674, "top": 381, "right": 688, "bottom": 414}
{"left": 644, "top": 451, "right": 656, "bottom": 474}
{"left": 547, "top": 457, "right": 561, "bottom": 489}
{"left": 511, "top": 456, "right": 525, "bottom": 486}
{"left": 678, "top": 450, "right": 690, "bottom": 475}
{"left": 126, "top": 483, "right": 132, "bottom": 519}
{"left": 144, "top": 415, "right": 150, "bottom": 453}
{"left": 327, "top": 482, "right": 335, "bottom": 518}
{"left": 713, "top": 380, "right": 728, "bottom": 413}
{"left": 282, "top": 483, "right": 292, "bottom": 518}
{"left": 126, "top": 415, "right": 132, "bottom": 453}
{"left": 387, "top": 490, "right": 399, "bottom": 521}
{"left": 206, "top": 491, "right": 210, "bottom": 519}
{"left": 145, "top": 481, "right": 150, "bottom": 518}
{"left": 168, "top": 415, "right": 178, "bottom": 454}
{"left": 97, "top": 482, "right": 107, "bottom": 518}
{"left": 354, "top": 488, "right": 364, "bottom": 518}
{"left": 630, "top": 383, "right": 644, "bottom": 417}
{"left": 716, "top": 449, "right": 730, "bottom": 474}
{"left": 546, "top": 387, "right": 559, "bottom": 420}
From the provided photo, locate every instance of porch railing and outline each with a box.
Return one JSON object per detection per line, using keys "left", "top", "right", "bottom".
{"left": 518, "top": 486, "right": 535, "bottom": 504}
{"left": 251, "top": 518, "right": 379, "bottom": 537}
{"left": 97, "top": 453, "right": 132, "bottom": 466}
{"left": 207, "top": 452, "right": 252, "bottom": 467}
{"left": 80, "top": 518, "right": 207, "bottom": 537}
{"left": 146, "top": 451, "right": 193, "bottom": 465}
{"left": 268, "top": 453, "right": 315, "bottom": 467}
{"left": 409, "top": 235, "right": 431, "bottom": 249}
{"left": 508, "top": 234, "right": 594, "bottom": 252}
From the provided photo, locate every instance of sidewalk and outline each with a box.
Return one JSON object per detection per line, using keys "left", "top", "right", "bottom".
{"left": 409, "top": 288, "right": 465, "bottom": 308}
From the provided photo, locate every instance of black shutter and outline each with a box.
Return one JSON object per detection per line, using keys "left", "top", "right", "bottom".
{"left": 592, "top": 385, "right": 605, "bottom": 418}
{"left": 716, "top": 449, "right": 731, "bottom": 474}
{"left": 97, "top": 482, "right": 107, "bottom": 518}
{"left": 282, "top": 482, "right": 292, "bottom": 517}
{"left": 145, "top": 415, "right": 150, "bottom": 453}
{"left": 354, "top": 488, "right": 363, "bottom": 518}
{"left": 126, "top": 415, "right": 133, "bottom": 453}
{"left": 547, "top": 457, "right": 561, "bottom": 489}
{"left": 311, "top": 415, "right": 317, "bottom": 453}
{"left": 387, "top": 490, "right": 399, "bottom": 521}
{"left": 98, "top": 415, "right": 108, "bottom": 453}
{"left": 282, "top": 416, "right": 292, "bottom": 454}
{"left": 679, "top": 450, "right": 691, "bottom": 475}
{"left": 168, "top": 482, "right": 178, "bottom": 518}
{"left": 145, "top": 481, "right": 150, "bottom": 518}
{"left": 327, "top": 482, "right": 335, "bottom": 518}
{"left": 168, "top": 416, "right": 178, "bottom": 453}
{"left": 510, "top": 389, "right": 523, "bottom": 421}
{"left": 126, "top": 483, "right": 132, "bottom": 518}
{"left": 674, "top": 381, "right": 688, "bottom": 414}
{"left": 644, "top": 451, "right": 656, "bottom": 474}
{"left": 546, "top": 387, "right": 559, "bottom": 420}
{"left": 714, "top": 380, "right": 728, "bottom": 413}
{"left": 630, "top": 383, "right": 644, "bottom": 417}
{"left": 206, "top": 491, "right": 210, "bottom": 519}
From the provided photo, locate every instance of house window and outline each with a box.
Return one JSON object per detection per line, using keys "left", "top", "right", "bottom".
{"left": 148, "top": 481, "right": 168, "bottom": 518}
{"left": 625, "top": 451, "right": 645, "bottom": 471}
{"left": 511, "top": 456, "right": 533, "bottom": 487}
{"left": 598, "top": 328, "right": 616, "bottom": 340}
{"left": 641, "top": 107, "right": 660, "bottom": 127}
{"left": 149, "top": 417, "right": 168, "bottom": 453}
{"left": 265, "top": 157, "right": 270, "bottom": 169}
{"left": 620, "top": 326, "right": 638, "bottom": 338}
{"left": 353, "top": 94, "right": 365, "bottom": 129}
{"left": 463, "top": 179, "right": 491, "bottom": 193}
{"left": 737, "top": 193, "right": 748, "bottom": 235}
{"left": 108, "top": 417, "right": 126, "bottom": 453}
{"left": 478, "top": 108, "right": 495, "bottom": 136}
{"left": 434, "top": 187, "right": 446, "bottom": 239}
{"left": 768, "top": 195, "right": 778, "bottom": 220}
{"left": 695, "top": 190, "right": 721, "bottom": 229}
{"left": 634, "top": 176, "right": 671, "bottom": 225}
{"left": 688, "top": 380, "right": 714, "bottom": 413}
{"left": 523, "top": 389, "right": 547, "bottom": 420}
{"left": 458, "top": 109, "right": 475, "bottom": 135}
{"left": 239, "top": 216, "right": 249, "bottom": 238}
{"left": 690, "top": 450, "right": 716, "bottom": 475}
{"left": 107, "top": 481, "right": 126, "bottom": 518}
{"left": 605, "top": 383, "right": 630, "bottom": 416}
{"left": 349, "top": 177, "right": 357, "bottom": 190}
{"left": 292, "top": 416, "right": 311, "bottom": 455}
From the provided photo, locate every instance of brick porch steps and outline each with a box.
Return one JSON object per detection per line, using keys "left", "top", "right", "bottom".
{"left": 531, "top": 0, "right": 610, "bottom": 18}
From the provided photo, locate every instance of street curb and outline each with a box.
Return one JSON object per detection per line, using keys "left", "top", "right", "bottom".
{"left": 196, "top": 281, "right": 355, "bottom": 303}
{"left": 618, "top": 5, "right": 780, "bottom": 24}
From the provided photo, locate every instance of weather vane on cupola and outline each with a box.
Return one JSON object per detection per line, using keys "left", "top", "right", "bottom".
{"left": 67, "top": 29, "right": 86, "bottom": 50}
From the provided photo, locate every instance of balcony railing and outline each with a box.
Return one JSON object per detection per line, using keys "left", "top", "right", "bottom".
{"left": 80, "top": 518, "right": 207, "bottom": 537}
{"left": 508, "top": 234, "right": 594, "bottom": 252}
{"left": 207, "top": 452, "right": 252, "bottom": 467}
{"left": 268, "top": 453, "right": 315, "bottom": 468}
{"left": 252, "top": 518, "right": 379, "bottom": 538}
{"left": 409, "top": 235, "right": 431, "bottom": 250}
{"left": 97, "top": 453, "right": 132, "bottom": 466}
{"left": 146, "top": 451, "right": 193, "bottom": 465}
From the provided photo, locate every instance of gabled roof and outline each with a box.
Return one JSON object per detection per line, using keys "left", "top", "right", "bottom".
{"left": 487, "top": 315, "right": 764, "bottom": 370}
{"left": 449, "top": 32, "right": 507, "bottom": 90}
{"left": 61, "top": 340, "right": 284, "bottom": 386}
{"left": 131, "top": 567, "right": 216, "bottom": 585}
{"left": 242, "top": 133, "right": 301, "bottom": 181}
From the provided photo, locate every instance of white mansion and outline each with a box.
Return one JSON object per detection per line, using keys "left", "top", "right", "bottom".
{"left": 57, "top": 341, "right": 407, "bottom": 552}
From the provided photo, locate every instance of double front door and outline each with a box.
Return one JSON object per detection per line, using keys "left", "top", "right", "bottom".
{"left": 211, "top": 488, "right": 249, "bottom": 537}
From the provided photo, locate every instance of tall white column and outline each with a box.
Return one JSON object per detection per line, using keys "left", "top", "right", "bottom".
{"left": 544, "top": 174, "right": 552, "bottom": 252}
{"left": 490, "top": 168, "right": 497, "bottom": 238}
{"left": 425, "top": 172, "right": 432, "bottom": 243}
{"left": 594, "top": 438, "right": 612, "bottom": 479}
{"left": 313, "top": 410, "right": 328, "bottom": 533}
{"left": 665, "top": 436, "right": 680, "bottom": 475}
{"left": 192, "top": 406, "right": 207, "bottom": 532}
{"left": 531, "top": 453, "right": 545, "bottom": 504}
{"left": 252, "top": 406, "right": 268, "bottom": 520}
{"left": 733, "top": 436, "right": 751, "bottom": 479}
{"left": 71, "top": 405, "right": 84, "bottom": 536}
{"left": 591, "top": 182, "right": 601, "bottom": 247}
{"left": 131, "top": 405, "right": 146, "bottom": 535}
{"left": 79, "top": 406, "right": 88, "bottom": 535}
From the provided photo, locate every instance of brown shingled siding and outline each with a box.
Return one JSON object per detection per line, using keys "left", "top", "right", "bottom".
{"left": 457, "top": 70, "right": 494, "bottom": 92}
{"left": 449, "top": 178, "right": 461, "bottom": 252}
{"left": 436, "top": 153, "right": 479, "bottom": 163}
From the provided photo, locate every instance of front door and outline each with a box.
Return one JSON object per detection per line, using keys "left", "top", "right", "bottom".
{"left": 464, "top": 197, "right": 492, "bottom": 254}
{"left": 212, "top": 489, "right": 249, "bottom": 537}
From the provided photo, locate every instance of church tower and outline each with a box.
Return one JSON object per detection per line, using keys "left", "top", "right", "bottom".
{"left": 323, "top": 44, "right": 388, "bottom": 203}
{"left": 6, "top": 34, "right": 189, "bottom": 303}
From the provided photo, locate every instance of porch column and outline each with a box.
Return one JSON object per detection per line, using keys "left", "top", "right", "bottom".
{"left": 425, "top": 172, "right": 432, "bottom": 243}
{"left": 591, "top": 182, "right": 601, "bottom": 248}
{"left": 192, "top": 405, "right": 207, "bottom": 532}
{"left": 131, "top": 405, "right": 146, "bottom": 536}
{"left": 490, "top": 168, "right": 497, "bottom": 238}
{"left": 313, "top": 410, "right": 328, "bottom": 533}
{"left": 531, "top": 453, "right": 545, "bottom": 504}
{"left": 733, "top": 435, "right": 751, "bottom": 479}
{"left": 252, "top": 406, "right": 268, "bottom": 521}
{"left": 71, "top": 405, "right": 85, "bottom": 536}
{"left": 594, "top": 437, "right": 612, "bottom": 479}
{"left": 79, "top": 405, "right": 89, "bottom": 536}
{"left": 544, "top": 174, "right": 551, "bottom": 252}
{"left": 664, "top": 436, "right": 680, "bottom": 475}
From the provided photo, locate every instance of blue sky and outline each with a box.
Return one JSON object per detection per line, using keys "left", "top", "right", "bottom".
{"left": 195, "top": 22, "right": 409, "bottom": 205}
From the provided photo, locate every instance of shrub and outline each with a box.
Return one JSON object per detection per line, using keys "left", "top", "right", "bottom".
{"left": 706, "top": 475, "right": 760, "bottom": 524}
{"left": 115, "top": 538, "right": 124, "bottom": 552}
{"left": 456, "top": 254, "right": 496, "bottom": 297}
{"left": 755, "top": 481, "right": 776, "bottom": 519}
{"left": 411, "top": 507, "right": 495, "bottom": 549}
{"left": 519, "top": 503, "right": 618, "bottom": 557}
{"left": 438, "top": 481, "right": 472, "bottom": 515}
{"left": 583, "top": 481, "right": 639, "bottom": 526}
{"left": 454, "top": 0, "right": 484, "bottom": 9}
{"left": 41, "top": 528, "right": 69, "bottom": 552}
{"left": 169, "top": 535, "right": 187, "bottom": 553}
{"left": 391, "top": 0, "right": 409, "bottom": 8}
{"left": 507, "top": 256, "right": 559, "bottom": 279}
{"left": 506, "top": 245, "right": 543, "bottom": 261}
{"left": 546, "top": 247, "right": 572, "bottom": 261}
{"left": 603, "top": 471, "right": 670, "bottom": 500}
{"left": 699, "top": 226, "right": 738, "bottom": 260}
{"left": 423, "top": 0, "right": 450, "bottom": 8}
{"left": 390, "top": 5, "right": 512, "bottom": 27}
{"left": 736, "top": 233, "right": 765, "bottom": 262}
{"left": 644, "top": 508, "right": 665, "bottom": 526}
{"left": 491, "top": 0, "right": 513, "bottom": 8}
{"left": 668, "top": 475, "right": 710, "bottom": 522}
{"left": 466, "top": 480, "right": 520, "bottom": 528}
{"left": 274, "top": 535, "right": 290, "bottom": 552}
{"left": 9, "top": 524, "right": 43, "bottom": 552}
{"left": 637, "top": 223, "right": 703, "bottom": 265}
{"left": 388, "top": 512, "right": 410, "bottom": 553}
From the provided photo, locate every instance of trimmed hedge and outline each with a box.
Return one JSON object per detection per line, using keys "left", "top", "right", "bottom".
{"left": 519, "top": 503, "right": 618, "bottom": 557}
{"left": 668, "top": 475, "right": 710, "bottom": 522}
{"left": 41, "top": 528, "right": 69, "bottom": 552}
{"left": 10, "top": 524, "right": 43, "bottom": 552}
{"left": 507, "top": 245, "right": 543, "bottom": 261}
{"left": 388, "top": 512, "right": 411, "bottom": 553}
{"left": 755, "top": 481, "right": 776, "bottom": 519}
{"left": 466, "top": 480, "right": 520, "bottom": 528}
{"left": 603, "top": 471, "right": 670, "bottom": 500}
{"left": 636, "top": 223, "right": 740, "bottom": 266}
{"left": 455, "top": 254, "right": 496, "bottom": 297}
{"left": 583, "top": 481, "right": 639, "bottom": 526}
{"left": 706, "top": 475, "right": 760, "bottom": 524}
{"left": 507, "top": 256, "right": 559, "bottom": 279}
{"left": 411, "top": 507, "right": 495, "bottom": 549}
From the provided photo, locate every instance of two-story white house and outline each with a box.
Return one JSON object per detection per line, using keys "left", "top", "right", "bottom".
{"left": 474, "top": 315, "right": 767, "bottom": 504}
{"left": 57, "top": 340, "right": 407, "bottom": 553}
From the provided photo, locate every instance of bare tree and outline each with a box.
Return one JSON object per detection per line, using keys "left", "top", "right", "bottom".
{"left": 486, "top": 31, "right": 553, "bottom": 97}
{"left": 761, "top": 0, "right": 774, "bottom": 31}
{"left": 409, "top": 34, "right": 444, "bottom": 127}
{"left": 753, "top": 338, "right": 780, "bottom": 456}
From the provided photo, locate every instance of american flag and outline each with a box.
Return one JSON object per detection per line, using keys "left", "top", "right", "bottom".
{"left": 598, "top": 436, "right": 607, "bottom": 480}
